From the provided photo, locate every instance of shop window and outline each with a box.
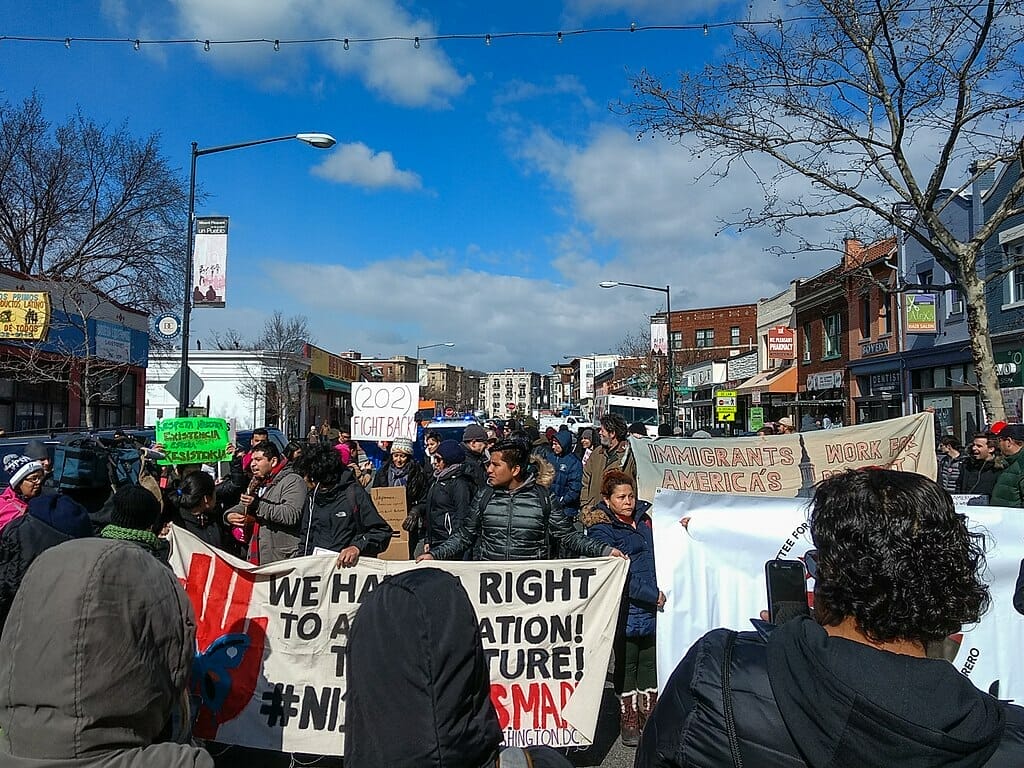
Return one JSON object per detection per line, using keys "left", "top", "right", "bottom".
{"left": 823, "top": 313, "right": 842, "bottom": 359}
{"left": 859, "top": 294, "right": 871, "bottom": 339}
{"left": 802, "top": 323, "right": 812, "bottom": 361}
{"left": 1002, "top": 242, "right": 1024, "bottom": 306}
{"left": 696, "top": 329, "right": 714, "bottom": 348}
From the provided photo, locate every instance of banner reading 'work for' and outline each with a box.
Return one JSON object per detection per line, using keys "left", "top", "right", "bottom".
{"left": 169, "top": 528, "right": 628, "bottom": 756}
{"left": 634, "top": 412, "right": 936, "bottom": 500}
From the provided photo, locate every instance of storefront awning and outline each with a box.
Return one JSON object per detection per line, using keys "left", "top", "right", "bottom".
{"left": 309, "top": 374, "right": 352, "bottom": 394}
{"left": 736, "top": 366, "right": 797, "bottom": 394}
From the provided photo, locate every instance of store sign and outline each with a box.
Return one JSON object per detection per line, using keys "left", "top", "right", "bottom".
{"left": 905, "top": 293, "right": 937, "bottom": 333}
{"left": 869, "top": 371, "right": 902, "bottom": 395}
{"left": 996, "top": 349, "right": 1024, "bottom": 387}
{"left": 94, "top": 320, "right": 133, "bottom": 363}
{"left": 806, "top": 370, "right": 843, "bottom": 391}
{"left": 767, "top": 326, "right": 797, "bottom": 359}
{"left": 0, "top": 291, "right": 50, "bottom": 341}
{"left": 860, "top": 339, "right": 891, "bottom": 356}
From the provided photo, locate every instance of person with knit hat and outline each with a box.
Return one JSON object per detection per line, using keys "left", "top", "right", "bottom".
{"left": 0, "top": 454, "right": 45, "bottom": 533}
{"left": 100, "top": 484, "right": 169, "bottom": 561}
{"left": 23, "top": 440, "right": 55, "bottom": 495}
{"left": 0, "top": 492, "right": 93, "bottom": 631}
{"left": 422, "top": 439, "right": 475, "bottom": 558}
{"left": 372, "top": 437, "right": 430, "bottom": 558}
{"left": 461, "top": 423, "right": 490, "bottom": 493}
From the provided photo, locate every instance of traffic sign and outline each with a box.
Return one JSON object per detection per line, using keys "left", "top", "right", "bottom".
{"left": 444, "top": 407, "right": 456, "bottom": 417}
{"left": 165, "top": 365, "right": 204, "bottom": 403}
{"left": 717, "top": 411, "right": 736, "bottom": 422}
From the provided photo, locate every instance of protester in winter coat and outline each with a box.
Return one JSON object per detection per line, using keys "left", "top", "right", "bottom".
{"left": 347, "top": 567, "right": 572, "bottom": 768}
{"left": 574, "top": 428, "right": 596, "bottom": 465}
{"left": 581, "top": 415, "right": 638, "bottom": 514}
{"left": 372, "top": 438, "right": 429, "bottom": 558}
{"left": 421, "top": 439, "right": 624, "bottom": 562}
{"left": 461, "top": 424, "right": 490, "bottom": 493}
{"left": 0, "top": 454, "right": 45, "bottom": 532}
{"left": 0, "top": 493, "right": 93, "bottom": 631}
{"left": 937, "top": 435, "right": 966, "bottom": 493}
{"left": 165, "top": 470, "right": 226, "bottom": 550}
{"left": 582, "top": 470, "right": 663, "bottom": 747}
{"left": 957, "top": 432, "right": 1003, "bottom": 498}
{"left": 224, "top": 441, "right": 307, "bottom": 563}
{"left": 638, "top": 468, "right": 1024, "bottom": 767}
{"left": 422, "top": 439, "right": 475, "bottom": 556}
{"left": 293, "top": 442, "right": 392, "bottom": 566}
{"left": 991, "top": 422, "right": 1024, "bottom": 508}
{"left": 99, "top": 485, "right": 169, "bottom": 562}
{"left": 23, "top": 439, "right": 56, "bottom": 495}
{"left": 549, "top": 430, "right": 583, "bottom": 519}
{"left": 0, "top": 538, "right": 212, "bottom": 768}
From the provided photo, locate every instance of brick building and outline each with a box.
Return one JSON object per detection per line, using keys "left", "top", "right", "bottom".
{"left": 794, "top": 263, "right": 849, "bottom": 426}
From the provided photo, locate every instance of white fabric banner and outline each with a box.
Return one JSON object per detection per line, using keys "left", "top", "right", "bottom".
{"left": 350, "top": 382, "right": 419, "bottom": 441}
{"left": 634, "top": 412, "right": 936, "bottom": 501}
{"left": 168, "top": 527, "right": 627, "bottom": 755}
{"left": 652, "top": 490, "right": 1024, "bottom": 704}
{"left": 193, "top": 216, "right": 227, "bottom": 307}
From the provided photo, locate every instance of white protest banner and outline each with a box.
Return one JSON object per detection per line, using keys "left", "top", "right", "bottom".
{"left": 169, "top": 527, "right": 627, "bottom": 755}
{"left": 350, "top": 382, "right": 418, "bottom": 441}
{"left": 634, "top": 412, "right": 935, "bottom": 501}
{"left": 652, "top": 489, "right": 1024, "bottom": 704}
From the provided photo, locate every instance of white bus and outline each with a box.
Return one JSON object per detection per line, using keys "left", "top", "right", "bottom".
{"left": 593, "top": 394, "right": 659, "bottom": 436}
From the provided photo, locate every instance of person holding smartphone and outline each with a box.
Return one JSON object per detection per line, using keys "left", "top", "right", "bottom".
{"left": 582, "top": 469, "right": 664, "bottom": 747}
{"left": 639, "top": 469, "right": 1024, "bottom": 767}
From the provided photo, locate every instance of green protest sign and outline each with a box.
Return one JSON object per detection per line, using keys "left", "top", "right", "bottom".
{"left": 156, "top": 417, "right": 230, "bottom": 465}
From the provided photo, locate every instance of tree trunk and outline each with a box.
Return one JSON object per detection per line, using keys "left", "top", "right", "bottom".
{"left": 962, "top": 263, "right": 1005, "bottom": 423}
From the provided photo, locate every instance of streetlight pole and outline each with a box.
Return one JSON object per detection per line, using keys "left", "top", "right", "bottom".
{"left": 599, "top": 280, "right": 675, "bottom": 424}
{"left": 178, "top": 133, "right": 336, "bottom": 417}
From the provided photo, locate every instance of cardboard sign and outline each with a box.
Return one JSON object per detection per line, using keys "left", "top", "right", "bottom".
{"left": 156, "top": 416, "right": 230, "bottom": 465}
{"left": 370, "top": 486, "right": 409, "bottom": 561}
{"left": 168, "top": 528, "right": 628, "bottom": 755}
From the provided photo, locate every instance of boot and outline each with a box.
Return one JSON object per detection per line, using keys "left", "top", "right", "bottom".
{"left": 638, "top": 688, "right": 659, "bottom": 733}
{"left": 619, "top": 691, "right": 640, "bottom": 747}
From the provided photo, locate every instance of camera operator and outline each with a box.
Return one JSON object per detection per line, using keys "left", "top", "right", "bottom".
{"left": 639, "top": 469, "right": 1024, "bottom": 767}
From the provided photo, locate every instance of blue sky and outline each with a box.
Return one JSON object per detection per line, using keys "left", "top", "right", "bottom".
{"left": 1, "top": 0, "right": 839, "bottom": 373}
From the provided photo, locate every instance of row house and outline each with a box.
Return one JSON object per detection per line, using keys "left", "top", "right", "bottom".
{"left": 480, "top": 369, "right": 544, "bottom": 419}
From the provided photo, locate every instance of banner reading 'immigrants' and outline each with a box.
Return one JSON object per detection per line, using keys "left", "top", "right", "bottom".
{"left": 634, "top": 412, "right": 936, "bottom": 500}
{"left": 169, "top": 528, "right": 627, "bottom": 756}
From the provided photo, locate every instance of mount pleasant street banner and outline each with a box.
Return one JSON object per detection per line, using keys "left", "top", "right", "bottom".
{"left": 651, "top": 490, "right": 1024, "bottom": 705}
{"left": 634, "top": 412, "right": 936, "bottom": 501}
{"left": 168, "top": 528, "right": 627, "bottom": 756}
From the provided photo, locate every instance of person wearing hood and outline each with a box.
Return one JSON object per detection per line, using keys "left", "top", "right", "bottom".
{"left": 292, "top": 442, "right": 392, "bottom": 566}
{"left": 24, "top": 439, "right": 56, "bottom": 495}
{"left": 0, "top": 537, "right": 212, "bottom": 768}
{"left": 420, "top": 438, "right": 625, "bottom": 562}
{"left": 421, "top": 439, "right": 475, "bottom": 558}
{"left": 347, "top": 567, "right": 571, "bottom": 767}
{"left": 638, "top": 468, "right": 1024, "bottom": 767}
{"left": 99, "top": 485, "right": 169, "bottom": 562}
{"left": 574, "top": 427, "right": 596, "bottom": 465}
{"left": 372, "top": 437, "right": 429, "bottom": 558}
{"left": 581, "top": 470, "right": 663, "bottom": 748}
{"left": 0, "top": 454, "right": 45, "bottom": 533}
{"left": 549, "top": 430, "right": 583, "bottom": 520}
{"left": 0, "top": 492, "right": 93, "bottom": 631}
{"left": 224, "top": 441, "right": 307, "bottom": 563}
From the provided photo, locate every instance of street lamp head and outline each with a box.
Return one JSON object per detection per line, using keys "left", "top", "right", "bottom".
{"left": 598, "top": 281, "right": 619, "bottom": 289}
{"left": 443, "top": 342, "right": 455, "bottom": 347}
{"left": 296, "top": 133, "right": 337, "bottom": 149}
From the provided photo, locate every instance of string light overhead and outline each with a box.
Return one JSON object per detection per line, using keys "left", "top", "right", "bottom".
{"left": 0, "top": 18, "right": 800, "bottom": 54}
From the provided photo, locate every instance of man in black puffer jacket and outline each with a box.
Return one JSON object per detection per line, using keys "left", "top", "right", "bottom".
{"left": 638, "top": 469, "right": 1024, "bottom": 768}
{"left": 420, "top": 438, "right": 624, "bottom": 562}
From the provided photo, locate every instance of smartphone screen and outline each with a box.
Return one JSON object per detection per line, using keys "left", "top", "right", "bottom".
{"left": 765, "top": 559, "right": 809, "bottom": 624}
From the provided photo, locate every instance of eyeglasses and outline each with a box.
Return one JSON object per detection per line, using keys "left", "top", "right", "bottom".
{"left": 23, "top": 475, "right": 43, "bottom": 485}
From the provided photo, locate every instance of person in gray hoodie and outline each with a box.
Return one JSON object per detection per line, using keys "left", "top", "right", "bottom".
{"left": 0, "top": 538, "right": 212, "bottom": 768}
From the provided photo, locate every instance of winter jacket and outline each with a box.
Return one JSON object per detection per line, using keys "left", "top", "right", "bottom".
{"left": 346, "top": 567, "right": 572, "bottom": 768}
{"left": 938, "top": 452, "right": 966, "bottom": 493}
{"left": 0, "top": 494, "right": 93, "bottom": 631}
{"left": 165, "top": 505, "right": 226, "bottom": 551}
{"left": 580, "top": 440, "right": 637, "bottom": 514}
{"left": 0, "top": 485, "right": 28, "bottom": 532}
{"left": 991, "top": 450, "right": 1024, "bottom": 508}
{"left": 582, "top": 500, "right": 658, "bottom": 637}
{"left": 224, "top": 461, "right": 307, "bottom": 563}
{"left": 957, "top": 456, "right": 1002, "bottom": 497}
{"left": 549, "top": 432, "right": 583, "bottom": 515}
{"left": 638, "top": 617, "right": 1024, "bottom": 768}
{"left": 296, "top": 469, "right": 393, "bottom": 557}
{"left": 0, "top": 538, "right": 212, "bottom": 768}
{"left": 371, "top": 458, "right": 429, "bottom": 532}
{"left": 423, "top": 463, "right": 476, "bottom": 548}
{"left": 462, "top": 448, "right": 489, "bottom": 494}
{"left": 430, "top": 459, "right": 612, "bottom": 561}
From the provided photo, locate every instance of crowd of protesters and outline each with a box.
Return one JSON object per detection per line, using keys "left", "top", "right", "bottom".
{"left": 2, "top": 414, "right": 1024, "bottom": 767}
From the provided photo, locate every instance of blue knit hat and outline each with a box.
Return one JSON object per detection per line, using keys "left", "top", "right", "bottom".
{"left": 27, "top": 493, "right": 93, "bottom": 538}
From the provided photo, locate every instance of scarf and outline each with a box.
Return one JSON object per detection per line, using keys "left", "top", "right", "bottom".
{"left": 100, "top": 524, "right": 170, "bottom": 560}
{"left": 387, "top": 462, "right": 411, "bottom": 487}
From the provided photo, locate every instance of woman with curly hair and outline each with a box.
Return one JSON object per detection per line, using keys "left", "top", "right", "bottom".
{"left": 638, "top": 469, "right": 1024, "bottom": 767}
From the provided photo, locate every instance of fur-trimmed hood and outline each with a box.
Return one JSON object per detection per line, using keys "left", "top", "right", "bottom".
{"left": 529, "top": 456, "right": 555, "bottom": 488}
{"left": 579, "top": 498, "right": 651, "bottom": 529}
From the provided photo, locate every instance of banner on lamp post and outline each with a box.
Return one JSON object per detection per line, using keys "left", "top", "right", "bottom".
{"left": 650, "top": 318, "right": 668, "bottom": 355}
{"left": 193, "top": 217, "right": 228, "bottom": 308}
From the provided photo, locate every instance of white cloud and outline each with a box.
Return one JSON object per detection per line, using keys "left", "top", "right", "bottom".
{"left": 311, "top": 142, "right": 422, "bottom": 190}
{"left": 102, "top": 0, "right": 472, "bottom": 107}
